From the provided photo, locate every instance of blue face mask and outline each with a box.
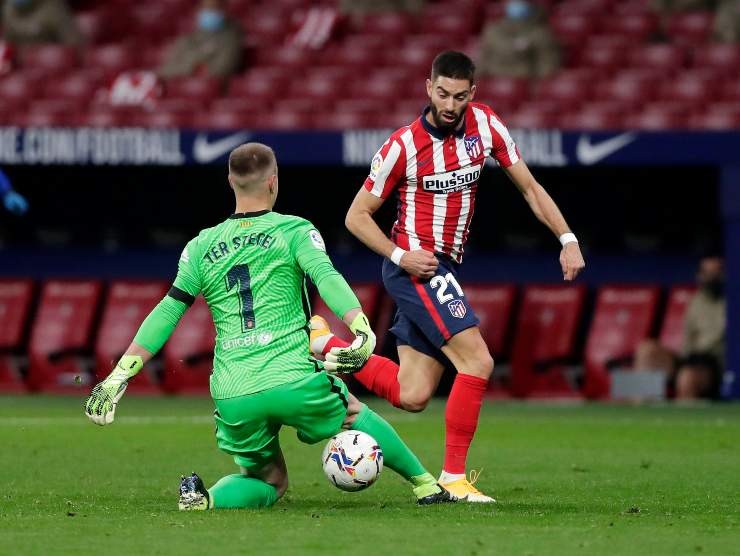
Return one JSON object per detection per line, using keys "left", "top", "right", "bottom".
{"left": 197, "top": 9, "right": 225, "bottom": 32}
{"left": 505, "top": 0, "right": 532, "bottom": 20}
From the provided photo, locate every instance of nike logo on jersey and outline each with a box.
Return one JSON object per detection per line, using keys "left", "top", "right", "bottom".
{"left": 193, "top": 132, "right": 251, "bottom": 163}
{"left": 576, "top": 132, "right": 637, "bottom": 165}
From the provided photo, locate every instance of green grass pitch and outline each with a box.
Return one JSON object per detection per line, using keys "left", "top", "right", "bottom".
{"left": 1, "top": 395, "right": 738, "bottom": 556}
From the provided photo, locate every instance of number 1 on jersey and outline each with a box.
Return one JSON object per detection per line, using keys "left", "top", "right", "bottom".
{"left": 226, "top": 264, "right": 255, "bottom": 332}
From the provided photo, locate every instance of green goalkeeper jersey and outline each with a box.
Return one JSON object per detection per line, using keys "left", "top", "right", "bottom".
{"left": 135, "top": 210, "right": 360, "bottom": 399}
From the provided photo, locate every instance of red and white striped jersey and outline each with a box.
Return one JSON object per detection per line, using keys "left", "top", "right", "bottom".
{"left": 363, "top": 102, "right": 520, "bottom": 263}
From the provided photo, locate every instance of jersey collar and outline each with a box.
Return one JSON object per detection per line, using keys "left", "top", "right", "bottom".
{"left": 229, "top": 210, "right": 271, "bottom": 219}
{"left": 421, "top": 105, "right": 467, "bottom": 140}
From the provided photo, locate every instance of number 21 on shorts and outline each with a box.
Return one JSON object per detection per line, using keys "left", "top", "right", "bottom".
{"left": 429, "top": 272, "right": 464, "bottom": 304}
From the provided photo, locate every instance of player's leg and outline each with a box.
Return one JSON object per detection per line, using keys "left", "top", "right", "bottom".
{"left": 206, "top": 449, "right": 287, "bottom": 510}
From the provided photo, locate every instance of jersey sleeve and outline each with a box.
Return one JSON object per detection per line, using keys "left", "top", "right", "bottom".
{"left": 487, "top": 110, "right": 521, "bottom": 168}
{"left": 362, "top": 135, "right": 406, "bottom": 199}
{"left": 289, "top": 221, "right": 360, "bottom": 319}
{"left": 171, "top": 236, "right": 202, "bottom": 301}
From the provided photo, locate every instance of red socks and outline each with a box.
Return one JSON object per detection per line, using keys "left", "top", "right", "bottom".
{"left": 444, "top": 373, "right": 488, "bottom": 475}
{"left": 322, "top": 336, "right": 402, "bottom": 408}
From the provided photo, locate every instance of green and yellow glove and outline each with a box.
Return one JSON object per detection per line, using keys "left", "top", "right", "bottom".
{"left": 84, "top": 355, "right": 142, "bottom": 426}
{"left": 324, "top": 312, "right": 376, "bottom": 374}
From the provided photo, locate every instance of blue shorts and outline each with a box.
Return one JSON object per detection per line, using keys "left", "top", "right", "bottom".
{"left": 382, "top": 254, "right": 480, "bottom": 363}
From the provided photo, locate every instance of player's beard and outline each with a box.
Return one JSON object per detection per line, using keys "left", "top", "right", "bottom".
{"left": 430, "top": 103, "right": 466, "bottom": 133}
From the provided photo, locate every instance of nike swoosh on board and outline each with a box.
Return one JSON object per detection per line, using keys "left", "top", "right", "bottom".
{"left": 193, "top": 131, "right": 251, "bottom": 163}
{"left": 576, "top": 132, "right": 638, "bottom": 165}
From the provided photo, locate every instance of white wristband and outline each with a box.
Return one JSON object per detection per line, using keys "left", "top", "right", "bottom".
{"left": 390, "top": 247, "right": 407, "bottom": 266}
{"left": 559, "top": 232, "right": 578, "bottom": 246}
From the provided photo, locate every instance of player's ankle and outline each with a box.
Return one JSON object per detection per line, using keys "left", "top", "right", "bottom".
{"left": 439, "top": 470, "right": 465, "bottom": 483}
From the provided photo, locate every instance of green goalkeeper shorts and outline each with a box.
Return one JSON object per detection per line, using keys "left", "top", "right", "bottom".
{"left": 213, "top": 371, "right": 349, "bottom": 471}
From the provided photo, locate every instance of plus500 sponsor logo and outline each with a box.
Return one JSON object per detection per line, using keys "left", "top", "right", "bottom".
{"left": 422, "top": 164, "right": 481, "bottom": 193}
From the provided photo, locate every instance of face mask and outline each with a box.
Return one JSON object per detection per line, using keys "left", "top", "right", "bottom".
{"left": 197, "top": 9, "right": 225, "bottom": 32}
{"left": 702, "top": 277, "right": 725, "bottom": 299}
{"left": 506, "top": 1, "right": 532, "bottom": 20}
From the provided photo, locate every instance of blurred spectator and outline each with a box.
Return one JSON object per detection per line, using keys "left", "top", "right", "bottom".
{"left": 0, "top": 168, "right": 29, "bottom": 216}
{"left": 0, "top": 0, "right": 82, "bottom": 46}
{"left": 157, "top": 0, "right": 243, "bottom": 80}
{"left": 339, "top": 0, "right": 425, "bottom": 14}
{"left": 652, "top": 0, "right": 716, "bottom": 15}
{"left": 634, "top": 255, "right": 726, "bottom": 399}
{"left": 714, "top": 0, "right": 740, "bottom": 42}
{"left": 477, "top": 1, "right": 561, "bottom": 79}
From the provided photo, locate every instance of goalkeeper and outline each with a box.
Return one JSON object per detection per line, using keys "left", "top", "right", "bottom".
{"left": 84, "top": 143, "right": 453, "bottom": 510}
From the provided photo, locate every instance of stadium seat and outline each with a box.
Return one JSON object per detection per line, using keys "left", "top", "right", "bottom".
{"left": 688, "top": 106, "right": 740, "bottom": 130}
{"left": 475, "top": 77, "right": 529, "bottom": 110}
{"left": 601, "top": 12, "right": 658, "bottom": 41}
{"left": 254, "top": 46, "right": 315, "bottom": 68}
{"left": 659, "top": 75, "right": 718, "bottom": 104}
{"left": 577, "top": 45, "right": 629, "bottom": 72}
{"left": 27, "top": 280, "right": 103, "bottom": 392}
{"left": 658, "top": 286, "right": 697, "bottom": 354}
{"left": 720, "top": 80, "right": 740, "bottom": 102}
{"left": 534, "top": 72, "right": 594, "bottom": 104}
{"left": 510, "top": 285, "right": 586, "bottom": 398}
{"left": 693, "top": 44, "right": 740, "bottom": 74}
{"left": 83, "top": 108, "right": 130, "bottom": 128}
{"left": 130, "top": 4, "right": 178, "bottom": 43}
{"left": 84, "top": 44, "right": 138, "bottom": 79}
{"left": 165, "top": 76, "right": 222, "bottom": 103}
{"left": 419, "top": 13, "right": 477, "bottom": 42}
{"left": 241, "top": 9, "right": 291, "bottom": 44}
{"left": 549, "top": 13, "right": 597, "bottom": 46}
{"left": 324, "top": 110, "right": 375, "bottom": 129}
{"left": 349, "top": 77, "right": 406, "bottom": 103}
{"left": 666, "top": 11, "right": 714, "bottom": 46}
{"left": 193, "top": 107, "right": 257, "bottom": 130}
{"left": 95, "top": 281, "right": 169, "bottom": 392}
{"left": 359, "top": 12, "right": 415, "bottom": 36}
{"left": 228, "top": 71, "right": 291, "bottom": 103}
{"left": 627, "top": 44, "right": 686, "bottom": 74}
{"left": 254, "top": 111, "right": 314, "bottom": 130}
{"left": 594, "top": 75, "right": 658, "bottom": 107}
{"left": 163, "top": 296, "right": 214, "bottom": 394}
{"left": 0, "top": 71, "right": 43, "bottom": 110}
{"left": 583, "top": 285, "right": 661, "bottom": 399}
{"left": 24, "top": 100, "right": 81, "bottom": 127}
{"left": 506, "top": 104, "right": 559, "bottom": 129}
{"left": 552, "top": 0, "right": 612, "bottom": 15}
{"left": 465, "top": 284, "right": 517, "bottom": 361}
{"left": 625, "top": 103, "right": 690, "bottom": 130}
{"left": 383, "top": 45, "right": 438, "bottom": 74}
{"left": 0, "top": 280, "right": 34, "bottom": 393}
{"left": 321, "top": 44, "right": 378, "bottom": 68}
{"left": 76, "top": 8, "right": 114, "bottom": 44}
{"left": 288, "top": 73, "right": 346, "bottom": 102}
{"left": 19, "top": 45, "right": 79, "bottom": 75}
{"left": 559, "top": 106, "right": 623, "bottom": 130}
{"left": 43, "top": 72, "right": 103, "bottom": 104}
{"left": 137, "top": 108, "right": 195, "bottom": 129}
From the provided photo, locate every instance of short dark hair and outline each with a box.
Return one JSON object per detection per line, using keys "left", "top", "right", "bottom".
{"left": 431, "top": 50, "right": 476, "bottom": 84}
{"left": 228, "top": 142, "right": 276, "bottom": 179}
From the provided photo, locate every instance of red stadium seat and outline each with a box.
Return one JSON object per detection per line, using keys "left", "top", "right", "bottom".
{"left": 241, "top": 9, "right": 291, "bottom": 44}
{"left": 720, "top": 80, "right": 740, "bottom": 102}
{"left": 321, "top": 44, "right": 378, "bottom": 68}
{"left": 559, "top": 106, "right": 623, "bottom": 130}
{"left": 506, "top": 104, "right": 559, "bottom": 129}
{"left": 288, "top": 73, "right": 346, "bottom": 102}
{"left": 349, "top": 77, "right": 406, "bottom": 102}
{"left": 27, "top": 280, "right": 103, "bottom": 392}
{"left": 228, "top": 71, "right": 291, "bottom": 102}
{"left": 465, "top": 284, "right": 517, "bottom": 360}
{"left": 19, "top": 45, "right": 79, "bottom": 75}
{"left": 254, "top": 46, "right": 314, "bottom": 68}
{"left": 475, "top": 77, "right": 529, "bottom": 110}
{"left": 359, "top": 12, "right": 415, "bottom": 36}
{"left": 583, "top": 285, "right": 660, "bottom": 399}
{"left": 552, "top": 0, "right": 612, "bottom": 15}
{"left": 688, "top": 108, "right": 740, "bottom": 130}
{"left": 383, "top": 45, "right": 437, "bottom": 74}
{"left": 510, "top": 285, "right": 586, "bottom": 398}
{"left": 84, "top": 44, "right": 138, "bottom": 78}
{"left": 137, "top": 105, "right": 196, "bottom": 129}
{"left": 658, "top": 286, "right": 697, "bottom": 354}
{"left": 194, "top": 107, "right": 258, "bottom": 130}
{"left": 627, "top": 44, "right": 686, "bottom": 73}
{"left": 130, "top": 4, "right": 178, "bottom": 43}
{"left": 549, "top": 13, "right": 597, "bottom": 46}
{"left": 83, "top": 107, "right": 130, "bottom": 128}
{"left": 163, "top": 296, "right": 215, "bottom": 394}
{"left": 594, "top": 75, "right": 658, "bottom": 107}
{"left": 666, "top": 11, "right": 714, "bottom": 46}
{"left": 95, "top": 281, "right": 169, "bottom": 392}
{"left": 76, "top": 8, "right": 114, "bottom": 44}
{"left": 0, "top": 280, "right": 34, "bottom": 393}
{"left": 0, "top": 71, "right": 43, "bottom": 110}
{"left": 625, "top": 103, "right": 690, "bottom": 130}
{"left": 24, "top": 100, "right": 81, "bottom": 127}
{"left": 43, "top": 72, "right": 103, "bottom": 104}
{"left": 253, "top": 111, "right": 314, "bottom": 130}
{"left": 323, "top": 110, "right": 375, "bottom": 129}
{"left": 577, "top": 45, "right": 629, "bottom": 72}
{"left": 535, "top": 72, "right": 593, "bottom": 104}
{"left": 165, "top": 76, "right": 222, "bottom": 102}
{"left": 419, "top": 13, "right": 477, "bottom": 41}
{"left": 693, "top": 44, "right": 740, "bottom": 74}
{"left": 601, "top": 12, "right": 658, "bottom": 41}
{"left": 659, "top": 75, "right": 718, "bottom": 104}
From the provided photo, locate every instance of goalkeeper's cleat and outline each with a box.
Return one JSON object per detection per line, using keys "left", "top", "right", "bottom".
{"left": 309, "top": 315, "right": 334, "bottom": 356}
{"left": 416, "top": 484, "right": 457, "bottom": 506}
{"left": 178, "top": 472, "right": 210, "bottom": 511}
{"left": 439, "top": 470, "right": 496, "bottom": 503}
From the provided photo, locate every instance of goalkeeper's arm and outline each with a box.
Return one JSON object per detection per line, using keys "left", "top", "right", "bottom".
{"left": 84, "top": 293, "right": 191, "bottom": 425}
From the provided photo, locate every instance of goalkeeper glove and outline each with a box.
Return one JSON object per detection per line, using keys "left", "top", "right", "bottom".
{"left": 84, "top": 355, "right": 143, "bottom": 426}
{"left": 324, "top": 312, "right": 376, "bottom": 374}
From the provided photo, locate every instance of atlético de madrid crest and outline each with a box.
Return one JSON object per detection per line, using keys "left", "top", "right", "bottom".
{"left": 464, "top": 135, "right": 482, "bottom": 158}
{"left": 448, "top": 299, "right": 467, "bottom": 319}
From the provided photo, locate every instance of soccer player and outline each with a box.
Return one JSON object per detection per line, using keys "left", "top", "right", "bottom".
{"left": 84, "top": 143, "right": 453, "bottom": 510}
{"left": 312, "top": 51, "right": 585, "bottom": 502}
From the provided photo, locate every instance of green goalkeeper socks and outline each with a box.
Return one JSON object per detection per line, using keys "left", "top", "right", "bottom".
{"left": 208, "top": 474, "right": 278, "bottom": 509}
{"left": 351, "top": 404, "right": 435, "bottom": 489}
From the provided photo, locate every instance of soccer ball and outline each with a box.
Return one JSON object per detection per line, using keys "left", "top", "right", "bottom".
{"left": 321, "top": 430, "right": 383, "bottom": 492}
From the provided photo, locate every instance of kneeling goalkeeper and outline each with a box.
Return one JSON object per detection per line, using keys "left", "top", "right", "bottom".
{"left": 84, "top": 143, "right": 453, "bottom": 509}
